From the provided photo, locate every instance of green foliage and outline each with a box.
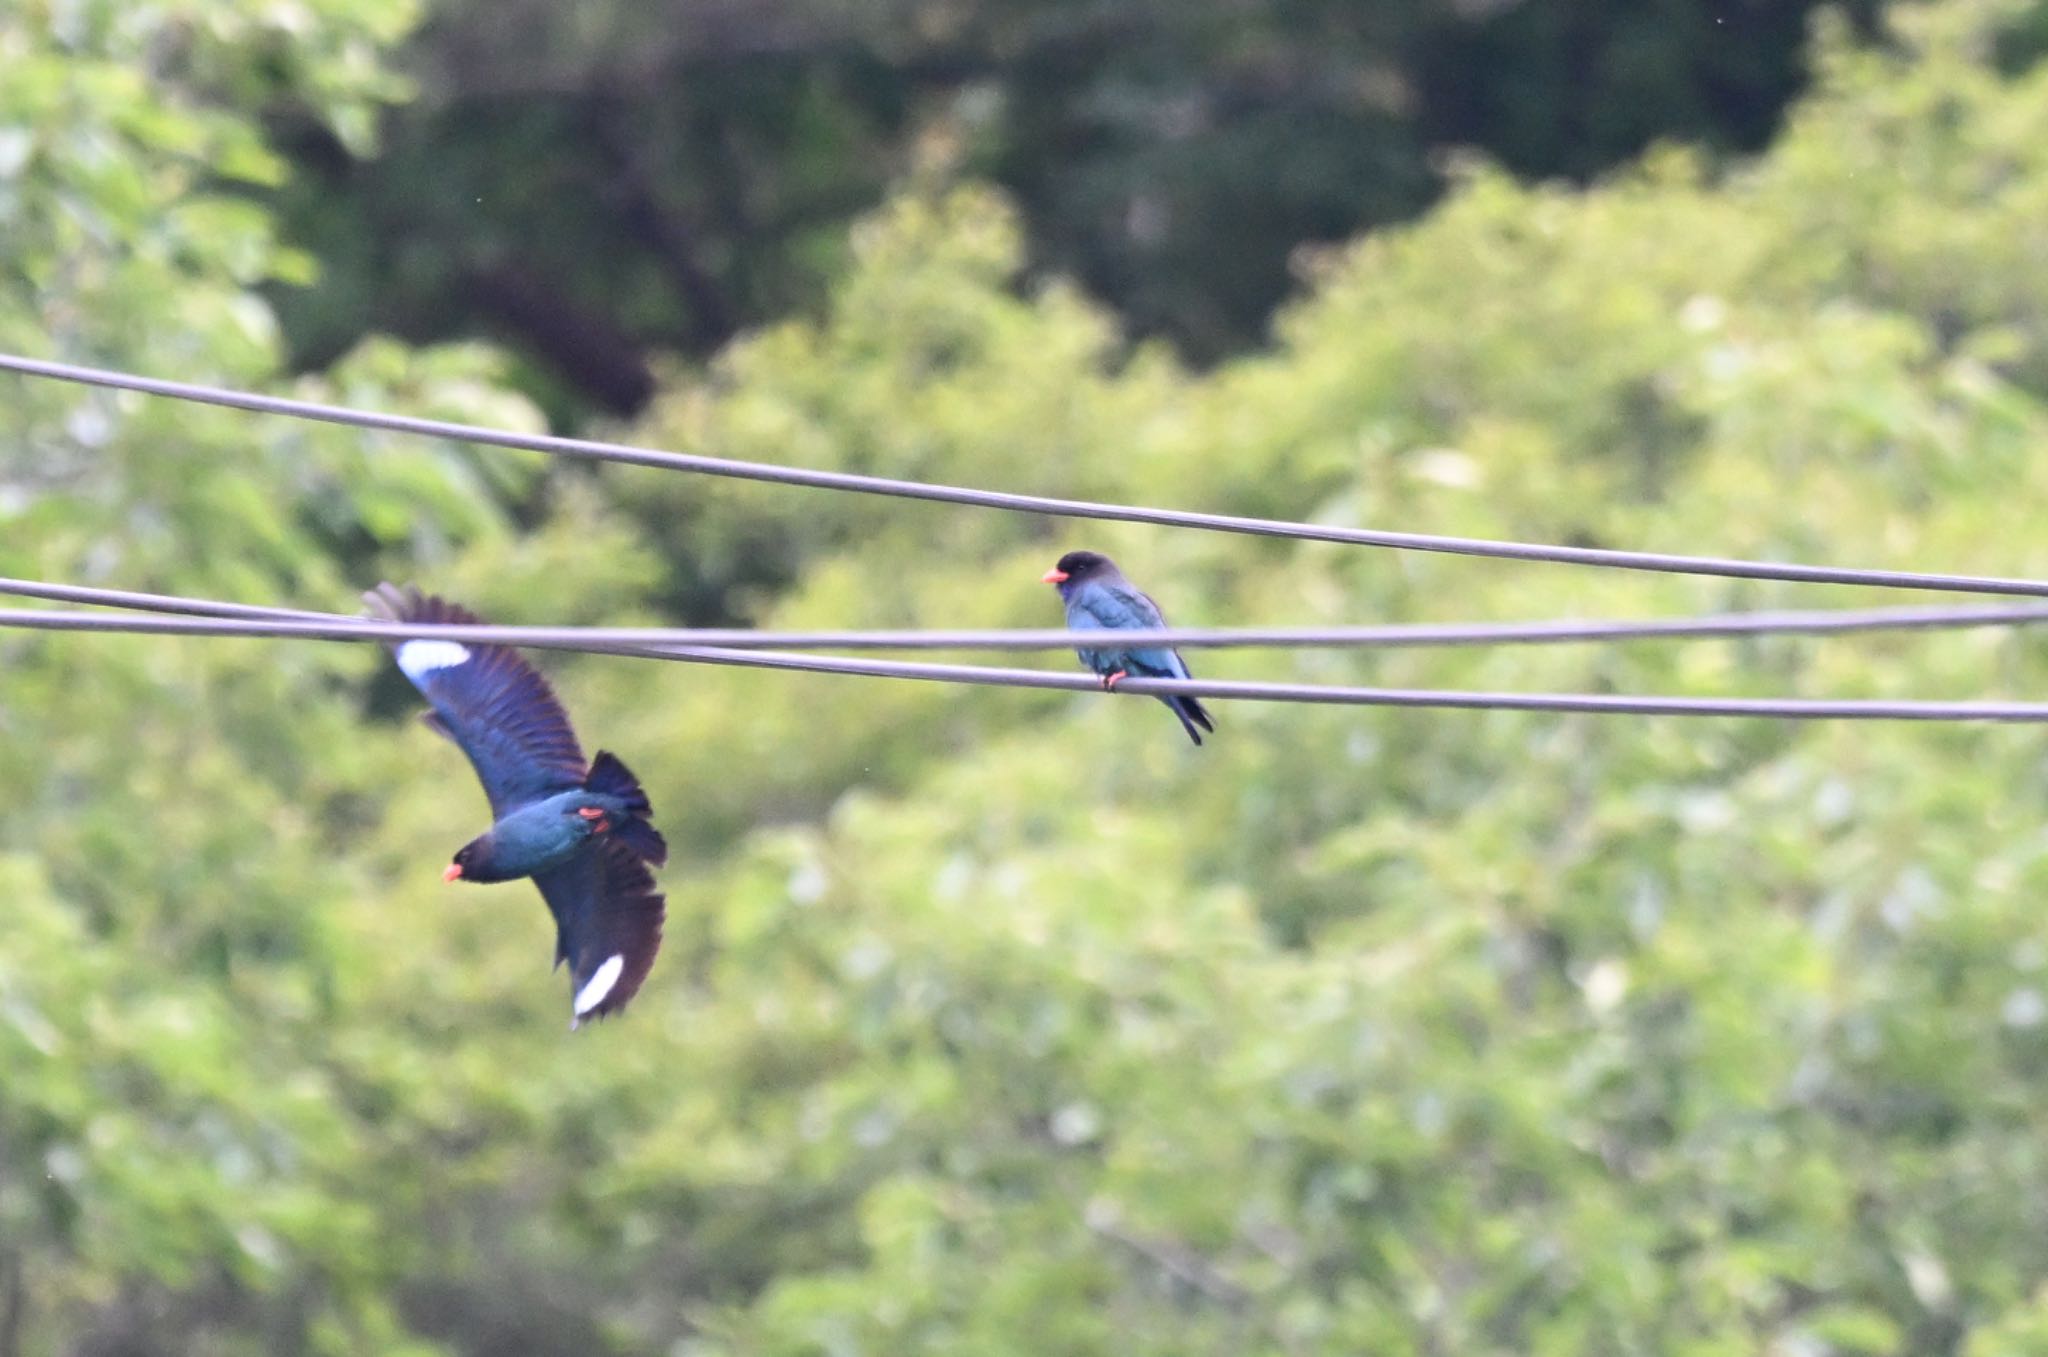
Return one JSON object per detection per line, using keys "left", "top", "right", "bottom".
{"left": 268, "top": 0, "right": 1884, "bottom": 406}
{"left": 22, "top": 1, "right": 2048, "bottom": 1355}
{"left": 2, "top": 0, "right": 533, "bottom": 1351}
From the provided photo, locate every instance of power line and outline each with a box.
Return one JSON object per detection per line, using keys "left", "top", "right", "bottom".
{"left": 9, "top": 577, "right": 2048, "bottom": 651}
{"left": 5, "top": 599, "right": 2048, "bottom": 723}
{"left": 0, "top": 577, "right": 335, "bottom": 621}
{"left": 6, "top": 352, "right": 2048, "bottom": 599}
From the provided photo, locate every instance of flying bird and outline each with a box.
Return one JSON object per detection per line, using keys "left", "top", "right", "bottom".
{"left": 366, "top": 583, "right": 667, "bottom": 1027}
{"left": 1041, "top": 551, "right": 1215, "bottom": 747}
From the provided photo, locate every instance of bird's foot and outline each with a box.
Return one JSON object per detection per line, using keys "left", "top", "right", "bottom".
{"left": 577, "top": 806, "right": 611, "bottom": 832}
{"left": 1101, "top": 670, "right": 1127, "bottom": 691}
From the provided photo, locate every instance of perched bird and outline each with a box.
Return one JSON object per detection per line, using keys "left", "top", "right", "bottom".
{"left": 366, "top": 583, "right": 667, "bottom": 1027}
{"left": 1041, "top": 550, "right": 1215, "bottom": 747}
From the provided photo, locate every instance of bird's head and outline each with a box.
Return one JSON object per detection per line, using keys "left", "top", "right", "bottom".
{"left": 443, "top": 843, "right": 477, "bottom": 883}
{"left": 1041, "top": 550, "right": 1113, "bottom": 588}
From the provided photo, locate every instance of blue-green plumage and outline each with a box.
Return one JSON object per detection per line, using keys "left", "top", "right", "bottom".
{"left": 1043, "top": 551, "right": 1215, "bottom": 746}
{"left": 367, "top": 583, "right": 668, "bottom": 1025}
{"left": 446, "top": 787, "right": 644, "bottom": 882}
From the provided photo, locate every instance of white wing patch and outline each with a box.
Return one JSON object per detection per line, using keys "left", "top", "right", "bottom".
{"left": 573, "top": 954, "right": 626, "bottom": 1017}
{"left": 396, "top": 639, "right": 472, "bottom": 681}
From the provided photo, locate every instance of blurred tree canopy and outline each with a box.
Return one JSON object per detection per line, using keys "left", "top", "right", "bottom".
{"left": 270, "top": 0, "right": 1884, "bottom": 412}
{"left": 19, "top": 0, "right": 2048, "bottom": 1355}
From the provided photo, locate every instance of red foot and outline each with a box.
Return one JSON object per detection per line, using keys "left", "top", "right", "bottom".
{"left": 577, "top": 807, "right": 611, "bottom": 832}
{"left": 1101, "top": 669, "right": 1128, "bottom": 691}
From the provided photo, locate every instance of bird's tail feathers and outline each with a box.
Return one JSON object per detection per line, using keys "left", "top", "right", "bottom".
{"left": 1168, "top": 695, "right": 1214, "bottom": 747}
{"left": 612, "top": 818, "right": 669, "bottom": 868}
{"left": 585, "top": 750, "right": 652, "bottom": 813}
{"left": 585, "top": 751, "right": 668, "bottom": 866}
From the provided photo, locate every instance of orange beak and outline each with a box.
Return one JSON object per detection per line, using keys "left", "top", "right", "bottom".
{"left": 442, "top": 862, "right": 463, "bottom": 882}
{"left": 1041, "top": 568, "right": 1068, "bottom": 584}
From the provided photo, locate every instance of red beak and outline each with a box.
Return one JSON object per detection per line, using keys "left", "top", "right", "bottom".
{"left": 442, "top": 862, "right": 463, "bottom": 882}
{"left": 1041, "top": 569, "right": 1068, "bottom": 584}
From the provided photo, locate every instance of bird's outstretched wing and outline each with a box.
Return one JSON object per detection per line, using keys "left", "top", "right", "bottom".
{"left": 366, "top": 583, "right": 586, "bottom": 817}
{"left": 533, "top": 837, "right": 667, "bottom": 1027}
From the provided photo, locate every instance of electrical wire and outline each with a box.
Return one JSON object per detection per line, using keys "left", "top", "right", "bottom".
{"left": 8, "top": 577, "right": 2048, "bottom": 651}
{"left": 7, "top": 352, "right": 2048, "bottom": 599}
{"left": 0, "top": 577, "right": 338, "bottom": 621}
{"left": 5, "top": 596, "right": 2048, "bottom": 723}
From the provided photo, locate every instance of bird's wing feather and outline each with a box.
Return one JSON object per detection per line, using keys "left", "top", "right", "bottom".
{"left": 1071, "top": 581, "right": 1165, "bottom": 630}
{"left": 1061, "top": 594, "right": 1121, "bottom": 673}
{"left": 1073, "top": 582, "right": 1188, "bottom": 678}
{"left": 366, "top": 583, "right": 586, "bottom": 817}
{"left": 532, "top": 838, "right": 666, "bottom": 1027}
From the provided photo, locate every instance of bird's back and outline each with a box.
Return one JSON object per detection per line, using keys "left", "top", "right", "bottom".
{"left": 1066, "top": 580, "right": 1187, "bottom": 678}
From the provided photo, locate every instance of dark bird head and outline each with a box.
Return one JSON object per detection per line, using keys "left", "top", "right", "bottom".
{"left": 1041, "top": 550, "right": 1116, "bottom": 589}
{"left": 444, "top": 842, "right": 479, "bottom": 883}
